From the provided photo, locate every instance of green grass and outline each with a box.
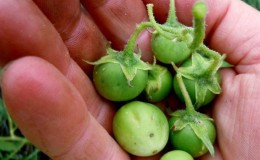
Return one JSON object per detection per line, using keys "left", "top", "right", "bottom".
{"left": 0, "top": 98, "right": 48, "bottom": 160}
{"left": 242, "top": 0, "right": 260, "bottom": 10}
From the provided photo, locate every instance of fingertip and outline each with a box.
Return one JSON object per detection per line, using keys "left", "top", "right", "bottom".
{"left": 53, "top": 115, "right": 130, "bottom": 160}
{"left": 1, "top": 56, "right": 89, "bottom": 156}
{"left": 1, "top": 56, "right": 130, "bottom": 159}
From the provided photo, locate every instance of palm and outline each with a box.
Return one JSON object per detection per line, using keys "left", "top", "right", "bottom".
{"left": 203, "top": 69, "right": 260, "bottom": 160}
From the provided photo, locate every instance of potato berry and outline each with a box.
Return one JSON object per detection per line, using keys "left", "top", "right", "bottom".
{"left": 113, "top": 101, "right": 169, "bottom": 156}
{"left": 160, "top": 150, "right": 194, "bottom": 160}
{"left": 143, "top": 64, "right": 173, "bottom": 102}
{"left": 168, "top": 110, "right": 216, "bottom": 158}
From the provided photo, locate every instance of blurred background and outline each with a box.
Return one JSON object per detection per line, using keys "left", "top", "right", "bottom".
{"left": 243, "top": 0, "right": 260, "bottom": 9}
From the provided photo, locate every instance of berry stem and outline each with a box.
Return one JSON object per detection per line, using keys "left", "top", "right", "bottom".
{"left": 147, "top": 4, "right": 173, "bottom": 39}
{"left": 172, "top": 63, "right": 195, "bottom": 113}
{"left": 165, "top": 0, "right": 178, "bottom": 26}
{"left": 159, "top": 24, "right": 193, "bottom": 35}
{"left": 200, "top": 45, "right": 225, "bottom": 75}
{"left": 189, "top": 1, "right": 207, "bottom": 51}
{"left": 123, "top": 22, "right": 153, "bottom": 57}
{"left": 177, "top": 74, "right": 196, "bottom": 113}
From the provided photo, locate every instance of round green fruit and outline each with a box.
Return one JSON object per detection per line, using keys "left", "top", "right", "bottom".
{"left": 169, "top": 116, "right": 216, "bottom": 158}
{"left": 93, "top": 63, "right": 148, "bottom": 101}
{"left": 113, "top": 101, "right": 169, "bottom": 156}
{"left": 151, "top": 33, "right": 191, "bottom": 64}
{"left": 160, "top": 150, "right": 194, "bottom": 160}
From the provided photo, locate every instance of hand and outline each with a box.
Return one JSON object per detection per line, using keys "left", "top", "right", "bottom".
{"left": 1, "top": 0, "right": 260, "bottom": 160}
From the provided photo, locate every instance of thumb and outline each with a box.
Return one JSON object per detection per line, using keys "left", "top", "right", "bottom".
{"left": 1, "top": 56, "right": 129, "bottom": 160}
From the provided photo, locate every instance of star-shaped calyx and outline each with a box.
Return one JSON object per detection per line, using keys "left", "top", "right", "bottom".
{"left": 86, "top": 45, "right": 152, "bottom": 85}
{"left": 175, "top": 51, "right": 225, "bottom": 108}
{"left": 169, "top": 109, "right": 216, "bottom": 157}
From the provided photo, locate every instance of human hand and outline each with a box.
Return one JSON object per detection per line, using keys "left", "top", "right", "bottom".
{"left": 1, "top": 0, "right": 260, "bottom": 160}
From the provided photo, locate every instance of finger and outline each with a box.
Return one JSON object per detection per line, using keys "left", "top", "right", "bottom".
{"left": 1, "top": 56, "right": 130, "bottom": 160}
{"left": 0, "top": 0, "right": 69, "bottom": 71}
{"left": 212, "top": 68, "right": 260, "bottom": 160}
{"left": 81, "top": 0, "right": 153, "bottom": 62}
{"left": 0, "top": 0, "right": 115, "bottom": 132}
{"left": 143, "top": 0, "right": 260, "bottom": 73}
{"left": 33, "top": 0, "right": 107, "bottom": 74}
{"left": 207, "top": 0, "right": 260, "bottom": 74}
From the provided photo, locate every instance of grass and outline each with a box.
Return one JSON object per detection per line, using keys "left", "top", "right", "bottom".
{"left": 242, "top": 0, "right": 260, "bottom": 10}
{"left": 0, "top": 97, "right": 50, "bottom": 160}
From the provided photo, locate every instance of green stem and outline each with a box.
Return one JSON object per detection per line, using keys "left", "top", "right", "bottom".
{"left": 159, "top": 24, "right": 193, "bottom": 35}
{"left": 172, "top": 63, "right": 195, "bottom": 113}
{"left": 7, "top": 112, "right": 16, "bottom": 138}
{"left": 189, "top": 1, "right": 207, "bottom": 51}
{"left": 147, "top": 3, "right": 193, "bottom": 43}
{"left": 177, "top": 74, "right": 196, "bottom": 113}
{"left": 3, "top": 138, "right": 28, "bottom": 160}
{"left": 0, "top": 136, "right": 26, "bottom": 141}
{"left": 200, "top": 45, "right": 221, "bottom": 60}
{"left": 24, "top": 149, "right": 40, "bottom": 160}
{"left": 123, "top": 22, "right": 153, "bottom": 56}
{"left": 200, "top": 45, "right": 225, "bottom": 75}
{"left": 147, "top": 4, "right": 173, "bottom": 39}
{"left": 165, "top": 0, "right": 178, "bottom": 26}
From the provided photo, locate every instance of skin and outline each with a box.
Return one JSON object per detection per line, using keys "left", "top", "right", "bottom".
{"left": 0, "top": 0, "right": 260, "bottom": 160}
